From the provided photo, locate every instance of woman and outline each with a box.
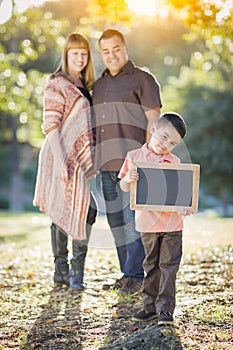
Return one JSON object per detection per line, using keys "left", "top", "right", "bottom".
{"left": 33, "top": 33, "right": 97, "bottom": 290}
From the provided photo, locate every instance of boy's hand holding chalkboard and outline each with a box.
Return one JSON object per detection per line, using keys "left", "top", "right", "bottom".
{"left": 126, "top": 170, "right": 139, "bottom": 183}
{"left": 120, "top": 169, "right": 139, "bottom": 192}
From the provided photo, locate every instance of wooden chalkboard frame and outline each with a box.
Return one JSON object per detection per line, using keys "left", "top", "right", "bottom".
{"left": 130, "top": 162, "right": 200, "bottom": 213}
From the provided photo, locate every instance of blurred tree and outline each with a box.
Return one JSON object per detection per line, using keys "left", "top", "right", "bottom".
{"left": 42, "top": 0, "right": 88, "bottom": 28}
{"left": 126, "top": 14, "right": 198, "bottom": 83}
{"left": 167, "top": 0, "right": 233, "bottom": 86}
{"left": 163, "top": 68, "right": 233, "bottom": 215}
{"left": 84, "top": 0, "right": 134, "bottom": 31}
{"left": 163, "top": 0, "right": 233, "bottom": 214}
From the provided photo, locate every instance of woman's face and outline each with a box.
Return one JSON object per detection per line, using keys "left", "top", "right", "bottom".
{"left": 67, "top": 48, "right": 89, "bottom": 77}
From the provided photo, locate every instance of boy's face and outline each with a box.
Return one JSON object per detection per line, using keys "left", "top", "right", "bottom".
{"left": 148, "top": 122, "right": 182, "bottom": 155}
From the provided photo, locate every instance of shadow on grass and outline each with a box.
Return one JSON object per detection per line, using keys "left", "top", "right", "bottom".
{"left": 21, "top": 287, "right": 84, "bottom": 350}
{"left": 99, "top": 292, "right": 184, "bottom": 350}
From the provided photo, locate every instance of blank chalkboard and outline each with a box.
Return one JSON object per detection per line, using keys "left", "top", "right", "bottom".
{"left": 130, "top": 162, "right": 200, "bottom": 213}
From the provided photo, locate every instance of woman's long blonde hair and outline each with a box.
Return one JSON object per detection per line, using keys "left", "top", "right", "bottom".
{"left": 55, "top": 32, "right": 95, "bottom": 90}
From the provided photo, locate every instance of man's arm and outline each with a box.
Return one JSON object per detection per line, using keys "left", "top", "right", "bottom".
{"left": 145, "top": 107, "right": 160, "bottom": 143}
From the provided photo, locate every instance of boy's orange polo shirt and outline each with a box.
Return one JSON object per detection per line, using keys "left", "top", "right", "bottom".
{"left": 118, "top": 144, "right": 183, "bottom": 233}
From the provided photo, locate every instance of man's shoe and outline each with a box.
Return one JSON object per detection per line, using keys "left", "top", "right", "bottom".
{"left": 158, "top": 311, "right": 174, "bottom": 325}
{"left": 102, "top": 275, "right": 128, "bottom": 290}
{"left": 132, "top": 308, "right": 157, "bottom": 321}
{"left": 119, "top": 277, "right": 142, "bottom": 294}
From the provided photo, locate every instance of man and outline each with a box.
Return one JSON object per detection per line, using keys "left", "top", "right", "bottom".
{"left": 93, "top": 29, "right": 162, "bottom": 294}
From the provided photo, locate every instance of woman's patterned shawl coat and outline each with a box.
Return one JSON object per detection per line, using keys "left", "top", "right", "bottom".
{"left": 33, "top": 74, "right": 93, "bottom": 240}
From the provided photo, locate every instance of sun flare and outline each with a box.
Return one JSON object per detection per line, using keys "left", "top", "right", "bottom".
{"left": 127, "top": 0, "right": 157, "bottom": 16}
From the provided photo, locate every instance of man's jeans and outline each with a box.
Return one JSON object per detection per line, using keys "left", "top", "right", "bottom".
{"left": 101, "top": 171, "right": 145, "bottom": 282}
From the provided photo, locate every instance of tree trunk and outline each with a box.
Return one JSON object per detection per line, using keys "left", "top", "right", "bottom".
{"left": 9, "top": 115, "right": 23, "bottom": 211}
{"left": 220, "top": 186, "right": 229, "bottom": 217}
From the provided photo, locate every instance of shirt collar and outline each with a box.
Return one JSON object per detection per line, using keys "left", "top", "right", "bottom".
{"left": 102, "top": 60, "right": 134, "bottom": 77}
{"left": 142, "top": 143, "right": 175, "bottom": 163}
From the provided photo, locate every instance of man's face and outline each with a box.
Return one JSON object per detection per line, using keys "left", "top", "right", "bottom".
{"left": 99, "top": 35, "right": 128, "bottom": 76}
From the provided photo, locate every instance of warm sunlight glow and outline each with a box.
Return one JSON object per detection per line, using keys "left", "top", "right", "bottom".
{"left": 127, "top": 0, "right": 156, "bottom": 16}
{"left": 0, "top": 0, "right": 232, "bottom": 24}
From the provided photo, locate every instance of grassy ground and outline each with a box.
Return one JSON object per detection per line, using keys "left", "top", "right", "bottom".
{"left": 0, "top": 211, "right": 232, "bottom": 349}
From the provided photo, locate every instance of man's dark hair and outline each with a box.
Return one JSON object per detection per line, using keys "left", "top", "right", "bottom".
{"left": 98, "top": 29, "right": 126, "bottom": 46}
{"left": 157, "top": 112, "right": 187, "bottom": 139}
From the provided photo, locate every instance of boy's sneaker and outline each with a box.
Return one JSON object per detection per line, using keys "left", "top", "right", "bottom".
{"left": 118, "top": 277, "right": 142, "bottom": 294}
{"left": 132, "top": 308, "right": 157, "bottom": 321}
{"left": 158, "top": 311, "right": 174, "bottom": 326}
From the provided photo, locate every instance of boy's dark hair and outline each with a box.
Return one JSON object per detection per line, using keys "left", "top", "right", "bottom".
{"left": 157, "top": 112, "right": 187, "bottom": 139}
{"left": 98, "top": 29, "right": 126, "bottom": 46}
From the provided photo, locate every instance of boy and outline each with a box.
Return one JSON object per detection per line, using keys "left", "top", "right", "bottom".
{"left": 119, "top": 112, "right": 192, "bottom": 325}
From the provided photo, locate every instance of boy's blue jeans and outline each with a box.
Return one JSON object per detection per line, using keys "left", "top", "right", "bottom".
{"left": 101, "top": 171, "right": 145, "bottom": 282}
